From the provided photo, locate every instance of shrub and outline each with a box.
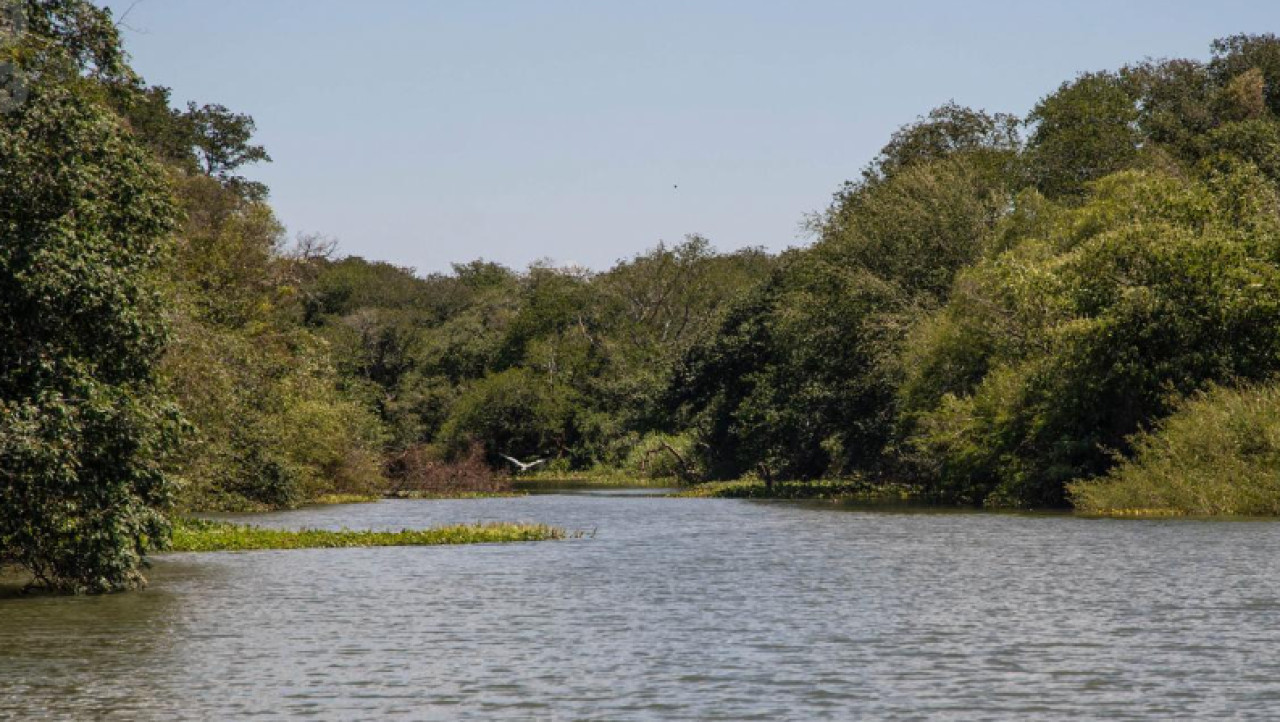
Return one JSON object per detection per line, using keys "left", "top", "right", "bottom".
{"left": 1070, "top": 383, "right": 1280, "bottom": 515}
{"left": 387, "top": 442, "right": 510, "bottom": 495}
{"left": 621, "top": 432, "right": 701, "bottom": 480}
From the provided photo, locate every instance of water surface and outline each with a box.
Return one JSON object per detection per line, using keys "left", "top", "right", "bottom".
{"left": 4, "top": 491, "right": 1280, "bottom": 719}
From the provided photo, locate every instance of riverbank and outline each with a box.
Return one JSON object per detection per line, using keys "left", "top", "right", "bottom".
{"left": 516, "top": 469, "right": 683, "bottom": 488}
{"left": 678, "top": 478, "right": 919, "bottom": 501}
{"left": 382, "top": 490, "right": 527, "bottom": 500}
{"left": 168, "top": 518, "right": 576, "bottom": 552}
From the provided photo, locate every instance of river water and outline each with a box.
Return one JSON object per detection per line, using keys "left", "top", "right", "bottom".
{"left": 4, "top": 489, "right": 1280, "bottom": 719}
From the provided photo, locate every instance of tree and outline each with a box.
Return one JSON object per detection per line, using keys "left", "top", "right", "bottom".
{"left": 1210, "top": 34, "right": 1280, "bottom": 117}
{"left": 1027, "top": 72, "right": 1141, "bottom": 197}
{"left": 438, "top": 368, "right": 573, "bottom": 463}
{"left": 862, "top": 101, "right": 1021, "bottom": 184}
{"left": 0, "top": 60, "right": 181, "bottom": 592}
{"left": 183, "top": 102, "right": 272, "bottom": 200}
{"left": 1122, "top": 58, "right": 1218, "bottom": 165}
{"left": 17, "top": 0, "right": 128, "bottom": 80}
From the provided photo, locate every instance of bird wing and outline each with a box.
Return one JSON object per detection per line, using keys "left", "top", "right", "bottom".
{"left": 528, "top": 459, "right": 547, "bottom": 468}
{"left": 499, "top": 454, "right": 520, "bottom": 465}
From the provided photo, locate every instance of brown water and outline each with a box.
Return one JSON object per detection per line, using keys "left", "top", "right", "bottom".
{"left": 4, "top": 490, "right": 1280, "bottom": 719}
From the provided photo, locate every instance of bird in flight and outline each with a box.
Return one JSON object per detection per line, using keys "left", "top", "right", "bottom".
{"left": 500, "top": 454, "right": 546, "bottom": 473}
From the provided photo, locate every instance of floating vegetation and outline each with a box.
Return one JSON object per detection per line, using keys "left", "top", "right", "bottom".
{"left": 168, "top": 518, "right": 576, "bottom": 553}
{"left": 1074, "top": 508, "right": 1188, "bottom": 518}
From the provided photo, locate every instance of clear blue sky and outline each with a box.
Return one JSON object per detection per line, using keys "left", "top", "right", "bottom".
{"left": 102, "top": 1, "right": 1279, "bottom": 274}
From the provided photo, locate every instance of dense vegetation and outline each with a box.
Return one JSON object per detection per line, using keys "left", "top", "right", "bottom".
{"left": 1070, "top": 384, "right": 1280, "bottom": 516}
{"left": 6, "top": 0, "right": 1280, "bottom": 590}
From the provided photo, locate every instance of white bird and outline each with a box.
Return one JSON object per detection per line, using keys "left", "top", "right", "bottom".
{"left": 500, "top": 454, "right": 546, "bottom": 473}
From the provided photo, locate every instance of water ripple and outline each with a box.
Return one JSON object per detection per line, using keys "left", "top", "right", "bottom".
{"left": 3, "top": 495, "right": 1280, "bottom": 719}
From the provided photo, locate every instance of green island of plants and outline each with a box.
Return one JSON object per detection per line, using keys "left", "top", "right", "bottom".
{"left": 168, "top": 519, "right": 574, "bottom": 553}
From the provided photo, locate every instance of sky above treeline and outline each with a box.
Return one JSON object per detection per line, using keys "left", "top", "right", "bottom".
{"left": 104, "top": 0, "right": 1280, "bottom": 274}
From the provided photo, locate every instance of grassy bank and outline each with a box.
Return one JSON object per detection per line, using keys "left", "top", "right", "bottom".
{"left": 168, "top": 518, "right": 574, "bottom": 552}
{"left": 678, "top": 478, "right": 918, "bottom": 501}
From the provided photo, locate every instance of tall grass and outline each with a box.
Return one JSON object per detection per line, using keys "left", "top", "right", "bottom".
{"left": 1070, "top": 383, "right": 1280, "bottom": 516}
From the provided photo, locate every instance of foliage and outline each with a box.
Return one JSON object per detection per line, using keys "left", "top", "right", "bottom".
{"left": 0, "top": 33, "right": 179, "bottom": 592}
{"left": 1070, "top": 383, "right": 1280, "bottom": 516}
{"left": 620, "top": 432, "right": 701, "bottom": 480}
{"left": 437, "top": 367, "right": 575, "bottom": 462}
{"left": 904, "top": 168, "right": 1280, "bottom": 507}
{"left": 161, "top": 176, "right": 388, "bottom": 511}
{"left": 1210, "top": 34, "right": 1280, "bottom": 117}
{"left": 670, "top": 130, "right": 1016, "bottom": 481}
{"left": 299, "top": 237, "right": 770, "bottom": 474}
{"left": 1026, "top": 72, "right": 1141, "bottom": 198}
{"left": 861, "top": 101, "right": 1021, "bottom": 185}
{"left": 182, "top": 102, "right": 272, "bottom": 200}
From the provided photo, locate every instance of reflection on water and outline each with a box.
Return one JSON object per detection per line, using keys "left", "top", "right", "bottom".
{"left": 5, "top": 492, "right": 1280, "bottom": 719}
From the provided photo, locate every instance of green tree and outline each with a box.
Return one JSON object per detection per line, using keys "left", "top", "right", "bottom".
{"left": 0, "top": 55, "right": 180, "bottom": 592}
{"left": 862, "top": 101, "right": 1021, "bottom": 184}
{"left": 1210, "top": 34, "right": 1280, "bottom": 117}
{"left": 438, "top": 368, "right": 573, "bottom": 463}
{"left": 182, "top": 102, "right": 272, "bottom": 200}
{"left": 1026, "top": 72, "right": 1141, "bottom": 197}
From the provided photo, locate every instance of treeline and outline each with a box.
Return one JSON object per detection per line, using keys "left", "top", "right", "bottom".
{"left": 366, "top": 35, "right": 1280, "bottom": 515}
{"left": 6, "top": 0, "right": 1280, "bottom": 591}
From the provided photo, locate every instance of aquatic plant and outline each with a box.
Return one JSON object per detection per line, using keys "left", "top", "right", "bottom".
{"left": 168, "top": 518, "right": 575, "bottom": 552}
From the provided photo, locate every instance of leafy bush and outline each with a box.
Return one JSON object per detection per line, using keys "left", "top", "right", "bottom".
{"left": 1070, "top": 383, "right": 1280, "bottom": 515}
{"left": 621, "top": 432, "right": 701, "bottom": 480}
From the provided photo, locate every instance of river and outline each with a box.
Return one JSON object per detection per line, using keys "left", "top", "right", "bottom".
{"left": 4, "top": 488, "right": 1280, "bottom": 719}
